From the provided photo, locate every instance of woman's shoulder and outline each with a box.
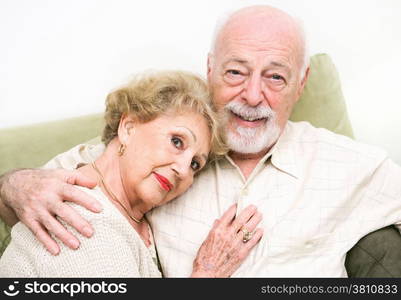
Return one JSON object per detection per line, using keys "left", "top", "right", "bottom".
{"left": 66, "top": 186, "right": 142, "bottom": 243}
{"left": 68, "top": 186, "right": 121, "bottom": 222}
{"left": 9, "top": 186, "right": 132, "bottom": 253}
{"left": 0, "top": 186, "right": 146, "bottom": 277}
{"left": 9, "top": 186, "right": 127, "bottom": 244}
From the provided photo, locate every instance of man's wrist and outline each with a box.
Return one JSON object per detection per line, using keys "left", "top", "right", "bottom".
{"left": 0, "top": 169, "right": 25, "bottom": 226}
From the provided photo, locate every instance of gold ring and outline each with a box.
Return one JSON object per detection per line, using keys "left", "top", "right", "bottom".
{"left": 241, "top": 228, "right": 253, "bottom": 243}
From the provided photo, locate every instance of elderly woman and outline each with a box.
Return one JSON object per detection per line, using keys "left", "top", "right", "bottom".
{"left": 0, "top": 70, "right": 262, "bottom": 277}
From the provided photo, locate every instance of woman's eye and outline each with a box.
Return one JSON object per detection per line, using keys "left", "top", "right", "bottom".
{"left": 171, "top": 137, "right": 183, "bottom": 149}
{"left": 190, "top": 159, "right": 201, "bottom": 171}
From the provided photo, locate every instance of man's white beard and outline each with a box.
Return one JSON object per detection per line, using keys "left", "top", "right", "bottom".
{"left": 223, "top": 100, "right": 281, "bottom": 154}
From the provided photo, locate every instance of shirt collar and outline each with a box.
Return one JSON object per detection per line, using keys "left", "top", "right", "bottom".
{"left": 269, "top": 121, "right": 299, "bottom": 179}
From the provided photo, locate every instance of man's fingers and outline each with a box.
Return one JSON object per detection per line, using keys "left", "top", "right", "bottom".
{"left": 60, "top": 184, "right": 102, "bottom": 213}
{"left": 39, "top": 211, "right": 81, "bottom": 250}
{"left": 27, "top": 220, "right": 60, "bottom": 256}
{"left": 2, "top": 168, "right": 99, "bottom": 256}
{"left": 64, "top": 170, "right": 97, "bottom": 189}
{"left": 53, "top": 203, "right": 94, "bottom": 238}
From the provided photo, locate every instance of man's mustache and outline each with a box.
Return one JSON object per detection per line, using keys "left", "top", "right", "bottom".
{"left": 224, "top": 100, "right": 275, "bottom": 121}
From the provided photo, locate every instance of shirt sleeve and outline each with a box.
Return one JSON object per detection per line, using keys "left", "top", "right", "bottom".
{"left": 352, "top": 158, "right": 401, "bottom": 236}
{"left": 42, "top": 143, "right": 105, "bottom": 170}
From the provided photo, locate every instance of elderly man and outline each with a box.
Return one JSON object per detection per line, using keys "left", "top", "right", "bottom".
{"left": 1, "top": 5, "right": 401, "bottom": 277}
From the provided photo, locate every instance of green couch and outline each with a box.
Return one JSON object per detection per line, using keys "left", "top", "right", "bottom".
{"left": 1, "top": 54, "right": 401, "bottom": 277}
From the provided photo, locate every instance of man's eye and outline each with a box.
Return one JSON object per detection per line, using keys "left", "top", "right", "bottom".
{"left": 224, "top": 69, "right": 246, "bottom": 85}
{"left": 171, "top": 137, "right": 183, "bottom": 149}
{"left": 272, "top": 74, "right": 284, "bottom": 81}
{"left": 227, "top": 69, "right": 241, "bottom": 76}
{"left": 190, "top": 159, "right": 201, "bottom": 171}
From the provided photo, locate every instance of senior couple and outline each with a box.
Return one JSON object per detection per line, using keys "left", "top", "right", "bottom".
{"left": 1, "top": 5, "right": 401, "bottom": 277}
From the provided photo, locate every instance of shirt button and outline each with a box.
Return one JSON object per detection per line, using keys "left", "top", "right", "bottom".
{"left": 305, "top": 241, "right": 314, "bottom": 248}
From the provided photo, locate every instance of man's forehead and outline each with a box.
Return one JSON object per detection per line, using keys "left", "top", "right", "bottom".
{"left": 217, "top": 43, "right": 295, "bottom": 71}
{"left": 220, "top": 27, "right": 300, "bottom": 54}
{"left": 213, "top": 32, "right": 301, "bottom": 73}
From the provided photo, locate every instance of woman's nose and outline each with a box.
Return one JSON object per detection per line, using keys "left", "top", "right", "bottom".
{"left": 172, "top": 155, "right": 192, "bottom": 179}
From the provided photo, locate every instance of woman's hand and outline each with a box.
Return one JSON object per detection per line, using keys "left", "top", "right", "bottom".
{"left": 190, "top": 203, "right": 263, "bottom": 277}
{"left": 0, "top": 168, "right": 101, "bottom": 255}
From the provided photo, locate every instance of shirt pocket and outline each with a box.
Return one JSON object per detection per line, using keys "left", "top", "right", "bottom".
{"left": 266, "top": 233, "right": 336, "bottom": 263}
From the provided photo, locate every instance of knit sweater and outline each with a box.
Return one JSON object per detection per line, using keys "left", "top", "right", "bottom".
{"left": 0, "top": 186, "right": 162, "bottom": 277}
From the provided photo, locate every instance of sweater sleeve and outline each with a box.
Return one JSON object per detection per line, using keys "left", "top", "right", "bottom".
{"left": 0, "top": 213, "right": 142, "bottom": 277}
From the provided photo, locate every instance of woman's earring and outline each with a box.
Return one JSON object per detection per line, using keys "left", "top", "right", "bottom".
{"left": 118, "top": 144, "right": 126, "bottom": 156}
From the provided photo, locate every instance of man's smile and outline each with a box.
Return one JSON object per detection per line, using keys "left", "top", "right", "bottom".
{"left": 231, "top": 111, "right": 267, "bottom": 128}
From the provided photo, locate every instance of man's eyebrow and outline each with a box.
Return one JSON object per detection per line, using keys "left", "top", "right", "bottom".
{"left": 267, "top": 61, "right": 292, "bottom": 77}
{"left": 222, "top": 58, "right": 248, "bottom": 67}
{"left": 222, "top": 59, "right": 291, "bottom": 73}
{"left": 268, "top": 61, "right": 291, "bottom": 72}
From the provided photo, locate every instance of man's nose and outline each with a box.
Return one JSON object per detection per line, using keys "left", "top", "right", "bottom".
{"left": 242, "top": 74, "right": 264, "bottom": 107}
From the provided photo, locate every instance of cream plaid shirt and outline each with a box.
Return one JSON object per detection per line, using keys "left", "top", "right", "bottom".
{"left": 45, "top": 121, "right": 401, "bottom": 277}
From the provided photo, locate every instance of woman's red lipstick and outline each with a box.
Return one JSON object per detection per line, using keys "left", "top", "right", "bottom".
{"left": 153, "top": 172, "right": 173, "bottom": 192}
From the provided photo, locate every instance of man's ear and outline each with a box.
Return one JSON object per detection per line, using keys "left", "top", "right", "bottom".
{"left": 117, "top": 114, "right": 136, "bottom": 145}
{"left": 296, "top": 66, "right": 310, "bottom": 100}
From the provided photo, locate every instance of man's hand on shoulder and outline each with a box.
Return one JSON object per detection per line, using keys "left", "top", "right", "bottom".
{"left": 0, "top": 168, "right": 101, "bottom": 255}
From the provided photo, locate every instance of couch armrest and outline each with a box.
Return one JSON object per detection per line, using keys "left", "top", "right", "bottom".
{"left": 345, "top": 226, "right": 401, "bottom": 277}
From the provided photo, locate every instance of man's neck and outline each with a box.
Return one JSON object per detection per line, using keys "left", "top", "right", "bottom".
{"left": 229, "top": 148, "right": 270, "bottom": 179}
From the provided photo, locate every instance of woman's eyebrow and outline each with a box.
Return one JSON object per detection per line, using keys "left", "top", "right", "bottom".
{"left": 177, "top": 126, "right": 209, "bottom": 163}
{"left": 177, "top": 126, "right": 197, "bottom": 142}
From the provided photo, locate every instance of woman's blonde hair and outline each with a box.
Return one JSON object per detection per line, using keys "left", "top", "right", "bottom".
{"left": 102, "top": 70, "right": 227, "bottom": 159}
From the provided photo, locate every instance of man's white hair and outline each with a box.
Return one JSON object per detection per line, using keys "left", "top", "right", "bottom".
{"left": 209, "top": 6, "right": 310, "bottom": 80}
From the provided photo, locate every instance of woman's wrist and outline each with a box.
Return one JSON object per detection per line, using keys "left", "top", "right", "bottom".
{"left": 190, "top": 269, "right": 215, "bottom": 278}
{"left": 190, "top": 261, "right": 219, "bottom": 278}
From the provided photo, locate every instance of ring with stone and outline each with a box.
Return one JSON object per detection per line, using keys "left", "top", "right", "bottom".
{"left": 241, "top": 227, "right": 253, "bottom": 243}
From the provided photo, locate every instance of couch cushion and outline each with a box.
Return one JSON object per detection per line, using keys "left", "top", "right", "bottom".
{"left": 0, "top": 114, "right": 104, "bottom": 175}
{"left": 0, "top": 221, "right": 10, "bottom": 256}
{"left": 290, "top": 53, "right": 354, "bottom": 138}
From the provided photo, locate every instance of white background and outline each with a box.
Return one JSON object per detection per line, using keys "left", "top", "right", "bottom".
{"left": 1, "top": 0, "right": 401, "bottom": 164}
